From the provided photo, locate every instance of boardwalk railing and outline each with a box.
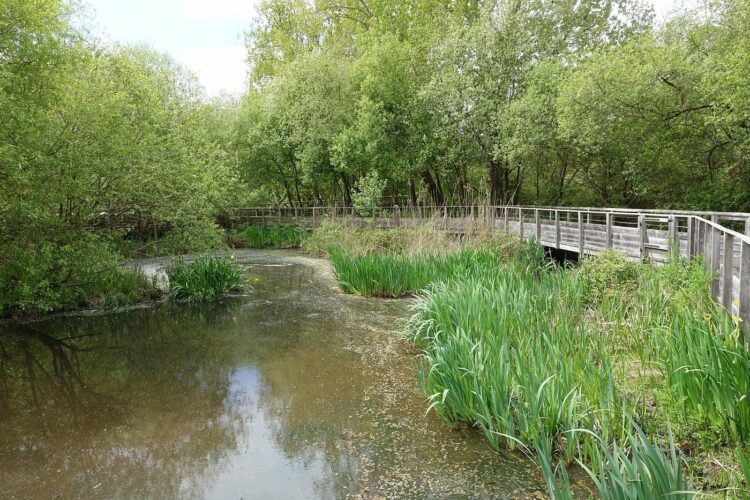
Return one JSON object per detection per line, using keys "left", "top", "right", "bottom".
{"left": 233, "top": 205, "right": 750, "bottom": 324}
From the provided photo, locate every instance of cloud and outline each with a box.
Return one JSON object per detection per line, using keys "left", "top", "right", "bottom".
{"left": 173, "top": 0, "right": 258, "bottom": 22}
{"left": 175, "top": 45, "right": 248, "bottom": 96}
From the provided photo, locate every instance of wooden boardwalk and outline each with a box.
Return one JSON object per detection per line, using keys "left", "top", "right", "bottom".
{"left": 234, "top": 205, "right": 750, "bottom": 325}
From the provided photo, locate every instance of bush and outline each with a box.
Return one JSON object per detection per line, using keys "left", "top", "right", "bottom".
{"left": 167, "top": 256, "right": 246, "bottom": 301}
{"left": 0, "top": 232, "right": 158, "bottom": 315}
{"left": 241, "top": 224, "right": 306, "bottom": 248}
{"left": 578, "top": 251, "right": 639, "bottom": 305}
{"left": 352, "top": 171, "right": 386, "bottom": 217}
{"left": 302, "top": 221, "right": 396, "bottom": 256}
{"left": 158, "top": 218, "right": 225, "bottom": 255}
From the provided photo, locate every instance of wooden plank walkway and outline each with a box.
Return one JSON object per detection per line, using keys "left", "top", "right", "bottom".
{"left": 234, "top": 205, "right": 750, "bottom": 325}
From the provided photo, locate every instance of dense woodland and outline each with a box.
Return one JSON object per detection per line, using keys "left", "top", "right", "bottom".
{"left": 1, "top": 0, "right": 749, "bottom": 312}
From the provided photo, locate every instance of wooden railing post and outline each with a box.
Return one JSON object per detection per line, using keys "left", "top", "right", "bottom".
{"left": 578, "top": 211, "right": 584, "bottom": 254}
{"left": 668, "top": 216, "right": 678, "bottom": 255}
{"left": 722, "top": 232, "right": 734, "bottom": 309}
{"left": 710, "top": 227, "right": 722, "bottom": 299}
{"left": 687, "top": 217, "right": 695, "bottom": 257}
{"left": 606, "top": 212, "right": 613, "bottom": 249}
{"left": 519, "top": 208, "right": 524, "bottom": 239}
{"left": 639, "top": 215, "right": 646, "bottom": 260}
{"left": 740, "top": 241, "right": 750, "bottom": 335}
{"left": 555, "top": 210, "right": 560, "bottom": 248}
{"left": 535, "top": 209, "right": 541, "bottom": 241}
{"left": 504, "top": 207, "right": 509, "bottom": 232}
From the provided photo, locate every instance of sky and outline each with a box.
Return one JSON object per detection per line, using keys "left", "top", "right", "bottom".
{"left": 83, "top": 0, "right": 694, "bottom": 98}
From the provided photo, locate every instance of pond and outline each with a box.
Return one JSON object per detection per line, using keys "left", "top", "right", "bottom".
{"left": 0, "top": 250, "right": 547, "bottom": 498}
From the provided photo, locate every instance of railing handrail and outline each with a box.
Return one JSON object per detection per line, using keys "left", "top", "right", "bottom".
{"left": 693, "top": 215, "right": 750, "bottom": 245}
{"left": 235, "top": 204, "right": 750, "bottom": 220}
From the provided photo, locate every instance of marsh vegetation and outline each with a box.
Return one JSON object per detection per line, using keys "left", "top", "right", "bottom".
{"left": 307, "top": 222, "right": 750, "bottom": 498}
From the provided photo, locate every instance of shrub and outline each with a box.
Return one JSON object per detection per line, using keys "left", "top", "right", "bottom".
{"left": 167, "top": 256, "right": 246, "bottom": 301}
{"left": 241, "top": 224, "right": 306, "bottom": 248}
{"left": 0, "top": 232, "right": 158, "bottom": 315}
{"left": 352, "top": 171, "right": 386, "bottom": 217}
{"left": 302, "top": 221, "right": 407, "bottom": 256}
{"left": 158, "top": 218, "right": 225, "bottom": 255}
{"left": 578, "top": 251, "right": 639, "bottom": 305}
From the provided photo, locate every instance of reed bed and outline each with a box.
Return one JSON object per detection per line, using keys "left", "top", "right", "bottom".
{"left": 317, "top": 223, "right": 750, "bottom": 497}
{"left": 328, "top": 248, "right": 502, "bottom": 297}
{"left": 167, "top": 256, "right": 246, "bottom": 301}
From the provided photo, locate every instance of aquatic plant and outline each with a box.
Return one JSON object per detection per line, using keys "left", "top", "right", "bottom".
{"left": 167, "top": 256, "right": 246, "bottom": 301}
{"left": 580, "top": 424, "right": 693, "bottom": 499}
{"left": 407, "top": 268, "right": 617, "bottom": 463}
{"left": 242, "top": 224, "right": 306, "bottom": 248}
{"left": 328, "top": 248, "right": 503, "bottom": 297}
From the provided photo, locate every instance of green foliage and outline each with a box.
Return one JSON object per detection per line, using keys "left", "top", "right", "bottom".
{"left": 582, "top": 424, "right": 693, "bottom": 499}
{"left": 241, "top": 224, "right": 306, "bottom": 248}
{"left": 0, "top": 232, "right": 158, "bottom": 315}
{"left": 166, "top": 257, "right": 246, "bottom": 301}
{"left": 158, "top": 219, "right": 226, "bottom": 256}
{"left": 329, "top": 248, "right": 502, "bottom": 297}
{"left": 661, "top": 302, "right": 750, "bottom": 443}
{"left": 352, "top": 171, "right": 386, "bottom": 217}
{"left": 407, "top": 267, "right": 616, "bottom": 464}
{"left": 578, "top": 251, "right": 639, "bottom": 305}
{"left": 0, "top": 1, "right": 238, "bottom": 313}
{"left": 312, "top": 224, "right": 742, "bottom": 496}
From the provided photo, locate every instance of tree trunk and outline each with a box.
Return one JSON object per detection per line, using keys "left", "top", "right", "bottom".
{"left": 408, "top": 178, "right": 418, "bottom": 208}
{"left": 420, "top": 169, "right": 444, "bottom": 206}
{"left": 341, "top": 173, "right": 352, "bottom": 206}
{"left": 489, "top": 158, "right": 501, "bottom": 205}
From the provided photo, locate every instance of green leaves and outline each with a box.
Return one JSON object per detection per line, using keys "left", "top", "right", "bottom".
{"left": 166, "top": 257, "right": 247, "bottom": 302}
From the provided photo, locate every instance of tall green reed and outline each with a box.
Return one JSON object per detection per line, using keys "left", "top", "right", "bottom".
{"left": 167, "top": 256, "right": 246, "bottom": 301}
{"left": 242, "top": 224, "right": 306, "bottom": 248}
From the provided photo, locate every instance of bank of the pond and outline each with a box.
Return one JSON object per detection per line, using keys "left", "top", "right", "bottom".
{"left": 309, "top": 222, "right": 750, "bottom": 498}
{"left": 0, "top": 250, "right": 558, "bottom": 498}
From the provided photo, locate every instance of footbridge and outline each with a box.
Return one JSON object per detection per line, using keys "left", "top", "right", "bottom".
{"left": 234, "top": 205, "right": 750, "bottom": 325}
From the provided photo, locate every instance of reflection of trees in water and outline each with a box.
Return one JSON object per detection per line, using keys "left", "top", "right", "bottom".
{"left": 0, "top": 301, "right": 250, "bottom": 498}
{"left": 249, "top": 303, "right": 380, "bottom": 498}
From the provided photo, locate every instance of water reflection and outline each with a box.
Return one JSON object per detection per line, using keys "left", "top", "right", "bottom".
{"left": 0, "top": 250, "right": 545, "bottom": 499}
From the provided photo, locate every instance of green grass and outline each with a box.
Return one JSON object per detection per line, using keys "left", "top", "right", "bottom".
{"left": 241, "top": 224, "right": 306, "bottom": 248}
{"left": 167, "top": 256, "right": 246, "bottom": 301}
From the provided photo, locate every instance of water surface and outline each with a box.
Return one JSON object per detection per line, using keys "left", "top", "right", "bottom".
{"left": 0, "top": 250, "right": 546, "bottom": 498}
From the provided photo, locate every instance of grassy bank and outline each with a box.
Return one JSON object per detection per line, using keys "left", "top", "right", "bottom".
{"left": 312, "top": 222, "right": 750, "bottom": 498}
